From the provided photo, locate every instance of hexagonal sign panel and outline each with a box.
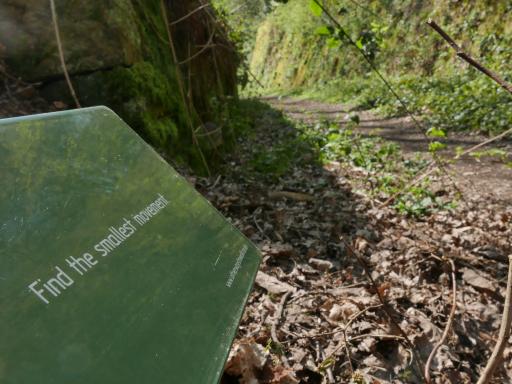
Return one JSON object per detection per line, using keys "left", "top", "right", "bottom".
{"left": 0, "top": 107, "right": 261, "bottom": 383}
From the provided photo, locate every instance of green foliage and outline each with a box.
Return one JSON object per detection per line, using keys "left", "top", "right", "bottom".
{"left": 394, "top": 185, "right": 456, "bottom": 217}
{"left": 350, "top": 371, "right": 367, "bottom": 384}
{"left": 470, "top": 148, "right": 510, "bottom": 162}
{"left": 309, "top": 0, "right": 323, "bottom": 17}
{"left": 244, "top": 107, "right": 454, "bottom": 217}
{"left": 211, "top": 0, "right": 273, "bottom": 88}
{"left": 428, "top": 141, "right": 447, "bottom": 153}
{"left": 249, "top": 133, "right": 313, "bottom": 177}
{"left": 302, "top": 119, "right": 452, "bottom": 216}
{"left": 426, "top": 127, "right": 446, "bottom": 138}
{"left": 318, "top": 357, "right": 336, "bottom": 373}
{"left": 248, "top": 0, "right": 512, "bottom": 135}
{"left": 298, "top": 72, "right": 512, "bottom": 135}
{"left": 375, "top": 74, "right": 512, "bottom": 135}
{"left": 308, "top": 122, "right": 401, "bottom": 172}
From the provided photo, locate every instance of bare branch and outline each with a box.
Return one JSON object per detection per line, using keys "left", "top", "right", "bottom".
{"left": 455, "top": 127, "right": 512, "bottom": 160}
{"left": 159, "top": 0, "right": 210, "bottom": 175}
{"left": 476, "top": 255, "right": 512, "bottom": 384}
{"left": 49, "top": 0, "right": 81, "bottom": 108}
{"left": 271, "top": 291, "right": 292, "bottom": 368}
{"left": 341, "top": 238, "right": 427, "bottom": 382}
{"left": 170, "top": 4, "right": 209, "bottom": 26}
{"left": 178, "top": 29, "right": 216, "bottom": 65}
{"left": 425, "top": 259, "right": 457, "bottom": 383}
{"left": 427, "top": 19, "right": 512, "bottom": 95}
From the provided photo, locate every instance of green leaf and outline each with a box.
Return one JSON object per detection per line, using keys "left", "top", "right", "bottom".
{"left": 326, "top": 37, "right": 341, "bottom": 48}
{"left": 309, "top": 0, "right": 323, "bottom": 16}
{"left": 427, "top": 127, "right": 446, "bottom": 138}
{"left": 318, "top": 357, "right": 335, "bottom": 372}
{"left": 315, "top": 26, "right": 332, "bottom": 36}
{"left": 428, "top": 141, "right": 447, "bottom": 153}
{"left": 355, "top": 38, "right": 364, "bottom": 49}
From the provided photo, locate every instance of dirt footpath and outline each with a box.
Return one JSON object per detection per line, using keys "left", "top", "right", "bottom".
{"left": 266, "top": 96, "right": 512, "bottom": 206}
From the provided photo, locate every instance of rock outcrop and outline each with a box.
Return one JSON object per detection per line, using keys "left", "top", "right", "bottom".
{"left": 0, "top": 0, "right": 239, "bottom": 172}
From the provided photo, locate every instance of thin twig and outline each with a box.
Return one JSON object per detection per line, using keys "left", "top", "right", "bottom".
{"left": 342, "top": 304, "right": 383, "bottom": 375}
{"left": 425, "top": 259, "right": 457, "bottom": 383}
{"left": 427, "top": 20, "right": 512, "bottom": 95}
{"left": 341, "top": 238, "right": 427, "bottom": 381}
{"left": 49, "top": 0, "right": 81, "bottom": 108}
{"left": 311, "top": 0, "right": 467, "bottom": 211}
{"left": 160, "top": 0, "right": 211, "bottom": 175}
{"left": 178, "top": 29, "right": 216, "bottom": 65}
{"left": 170, "top": 3, "right": 209, "bottom": 26}
{"left": 198, "top": 0, "right": 265, "bottom": 89}
{"left": 271, "top": 291, "right": 292, "bottom": 368}
{"left": 455, "top": 127, "right": 512, "bottom": 160}
{"left": 325, "top": 333, "right": 407, "bottom": 360}
{"left": 247, "top": 68, "right": 265, "bottom": 89}
{"left": 476, "top": 255, "right": 512, "bottom": 384}
{"left": 311, "top": 1, "right": 427, "bottom": 136}
{"left": 380, "top": 162, "right": 436, "bottom": 207}
{"left": 380, "top": 19, "right": 512, "bottom": 207}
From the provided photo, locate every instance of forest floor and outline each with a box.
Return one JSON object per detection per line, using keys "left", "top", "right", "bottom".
{"left": 199, "top": 98, "right": 512, "bottom": 384}
{"left": 2, "top": 64, "right": 511, "bottom": 382}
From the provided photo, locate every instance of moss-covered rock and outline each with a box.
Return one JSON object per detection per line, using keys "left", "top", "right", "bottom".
{"left": 0, "top": 0, "right": 141, "bottom": 80}
{"left": 0, "top": 0, "right": 239, "bottom": 173}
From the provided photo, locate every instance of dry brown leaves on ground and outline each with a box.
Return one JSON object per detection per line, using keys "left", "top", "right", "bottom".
{"left": 189, "top": 104, "right": 512, "bottom": 384}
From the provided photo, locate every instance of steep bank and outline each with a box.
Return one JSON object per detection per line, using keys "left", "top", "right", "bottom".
{"left": 247, "top": 0, "right": 512, "bottom": 134}
{"left": 250, "top": 0, "right": 512, "bottom": 90}
{"left": 0, "top": 0, "right": 239, "bottom": 171}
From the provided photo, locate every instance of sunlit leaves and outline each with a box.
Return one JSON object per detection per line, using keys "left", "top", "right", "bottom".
{"left": 309, "top": 0, "right": 323, "bottom": 16}
{"left": 427, "top": 127, "right": 446, "bottom": 138}
{"left": 428, "top": 141, "right": 447, "bottom": 153}
{"left": 315, "top": 25, "right": 332, "bottom": 36}
{"left": 326, "top": 37, "right": 341, "bottom": 48}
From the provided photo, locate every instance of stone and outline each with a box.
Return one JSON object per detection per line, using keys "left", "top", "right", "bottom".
{"left": 0, "top": 0, "right": 141, "bottom": 81}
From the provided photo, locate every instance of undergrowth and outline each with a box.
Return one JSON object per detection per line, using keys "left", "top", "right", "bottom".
{"left": 245, "top": 102, "right": 455, "bottom": 217}
{"left": 294, "top": 71, "right": 512, "bottom": 136}
{"left": 246, "top": 0, "right": 512, "bottom": 136}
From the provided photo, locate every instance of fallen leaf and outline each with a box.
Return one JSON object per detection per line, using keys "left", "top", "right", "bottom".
{"left": 462, "top": 267, "right": 495, "bottom": 292}
{"left": 256, "top": 271, "right": 296, "bottom": 294}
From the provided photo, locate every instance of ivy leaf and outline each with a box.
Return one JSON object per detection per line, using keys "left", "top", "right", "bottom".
{"left": 428, "top": 141, "right": 447, "bottom": 153}
{"left": 315, "top": 26, "right": 332, "bottom": 36}
{"left": 427, "top": 127, "right": 446, "bottom": 138}
{"left": 326, "top": 37, "right": 341, "bottom": 48}
{"left": 309, "top": 0, "right": 323, "bottom": 16}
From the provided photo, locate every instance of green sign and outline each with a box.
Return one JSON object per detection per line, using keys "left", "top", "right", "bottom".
{"left": 0, "top": 107, "right": 261, "bottom": 383}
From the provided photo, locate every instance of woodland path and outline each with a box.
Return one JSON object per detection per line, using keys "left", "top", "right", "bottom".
{"left": 206, "top": 99, "right": 512, "bottom": 384}
{"left": 266, "top": 96, "right": 512, "bottom": 206}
